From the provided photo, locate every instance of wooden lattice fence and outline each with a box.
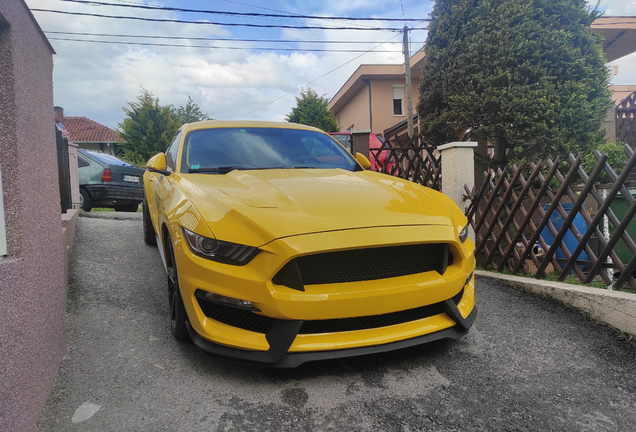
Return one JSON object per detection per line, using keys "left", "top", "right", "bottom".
{"left": 617, "top": 90, "right": 636, "bottom": 149}
{"left": 370, "top": 133, "right": 441, "bottom": 191}
{"left": 465, "top": 144, "right": 636, "bottom": 291}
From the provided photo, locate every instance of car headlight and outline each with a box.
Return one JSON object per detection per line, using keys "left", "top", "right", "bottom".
{"left": 182, "top": 227, "right": 260, "bottom": 265}
{"left": 459, "top": 225, "right": 468, "bottom": 243}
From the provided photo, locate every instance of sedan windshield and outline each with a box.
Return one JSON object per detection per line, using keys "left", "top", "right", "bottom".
{"left": 180, "top": 127, "right": 357, "bottom": 173}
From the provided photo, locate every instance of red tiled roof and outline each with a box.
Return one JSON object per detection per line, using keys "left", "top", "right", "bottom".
{"left": 63, "top": 116, "right": 124, "bottom": 143}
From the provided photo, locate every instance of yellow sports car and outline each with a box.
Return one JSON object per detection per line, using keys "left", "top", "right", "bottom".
{"left": 143, "top": 121, "right": 476, "bottom": 367}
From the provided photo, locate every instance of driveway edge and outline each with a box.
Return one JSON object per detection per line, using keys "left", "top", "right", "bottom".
{"left": 475, "top": 270, "right": 636, "bottom": 337}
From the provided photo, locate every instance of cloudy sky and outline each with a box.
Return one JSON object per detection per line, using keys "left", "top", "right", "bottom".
{"left": 24, "top": 0, "right": 636, "bottom": 130}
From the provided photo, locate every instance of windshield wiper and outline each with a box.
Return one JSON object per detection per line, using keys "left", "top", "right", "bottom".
{"left": 188, "top": 166, "right": 245, "bottom": 174}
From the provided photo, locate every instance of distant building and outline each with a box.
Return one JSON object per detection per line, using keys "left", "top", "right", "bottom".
{"left": 64, "top": 116, "right": 124, "bottom": 156}
{"left": 327, "top": 49, "right": 425, "bottom": 136}
{"left": 611, "top": 85, "right": 636, "bottom": 105}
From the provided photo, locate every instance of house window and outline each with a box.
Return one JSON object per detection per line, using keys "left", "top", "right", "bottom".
{"left": 393, "top": 85, "right": 404, "bottom": 116}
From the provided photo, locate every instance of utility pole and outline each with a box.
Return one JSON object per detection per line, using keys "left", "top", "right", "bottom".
{"left": 403, "top": 26, "right": 414, "bottom": 139}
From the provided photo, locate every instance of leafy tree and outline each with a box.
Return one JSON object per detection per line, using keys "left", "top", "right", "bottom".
{"left": 582, "top": 140, "right": 627, "bottom": 183}
{"left": 417, "top": 0, "right": 613, "bottom": 168}
{"left": 172, "top": 95, "right": 211, "bottom": 125}
{"left": 118, "top": 88, "right": 180, "bottom": 164}
{"left": 286, "top": 87, "right": 338, "bottom": 132}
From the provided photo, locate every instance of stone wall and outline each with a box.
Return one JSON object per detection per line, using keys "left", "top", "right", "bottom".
{"left": 0, "top": 2, "right": 69, "bottom": 431}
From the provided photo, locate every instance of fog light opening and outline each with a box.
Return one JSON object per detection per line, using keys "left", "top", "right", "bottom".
{"left": 197, "top": 290, "right": 260, "bottom": 311}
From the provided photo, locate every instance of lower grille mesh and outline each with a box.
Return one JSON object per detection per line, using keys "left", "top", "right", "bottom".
{"left": 196, "top": 287, "right": 465, "bottom": 335}
{"left": 197, "top": 299, "right": 277, "bottom": 334}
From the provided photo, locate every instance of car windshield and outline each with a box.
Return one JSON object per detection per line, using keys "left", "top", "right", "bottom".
{"left": 330, "top": 134, "right": 352, "bottom": 153}
{"left": 180, "top": 127, "right": 358, "bottom": 173}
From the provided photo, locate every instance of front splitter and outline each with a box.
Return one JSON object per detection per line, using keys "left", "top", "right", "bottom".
{"left": 186, "top": 307, "right": 477, "bottom": 368}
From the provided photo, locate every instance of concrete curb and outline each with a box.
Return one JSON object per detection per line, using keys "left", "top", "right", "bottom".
{"left": 476, "top": 270, "right": 636, "bottom": 337}
{"left": 80, "top": 211, "right": 142, "bottom": 220}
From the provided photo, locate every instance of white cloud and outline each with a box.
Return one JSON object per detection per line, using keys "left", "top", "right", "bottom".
{"left": 26, "top": 0, "right": 429, "bottom": 128}
{"left": 595, "top": 0, "right": 636, "bottom": 14}
{"left": 27, "top": 0, "right": 633, "bottom": 131}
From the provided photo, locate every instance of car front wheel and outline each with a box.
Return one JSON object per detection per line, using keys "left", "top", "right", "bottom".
{"left": 165, "top": 235, "right": 189, "bottom": 340}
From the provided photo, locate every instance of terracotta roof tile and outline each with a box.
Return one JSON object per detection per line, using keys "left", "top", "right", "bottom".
{"left": 63, "top": 117, "right": 124, "bottom": 143}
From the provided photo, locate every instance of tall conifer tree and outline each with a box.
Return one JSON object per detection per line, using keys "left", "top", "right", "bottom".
{"left": 287, "top": 88, "right": 338, "bottom": 132}
{"left": 417, "top": 0, "right": 613, "bottom": 166}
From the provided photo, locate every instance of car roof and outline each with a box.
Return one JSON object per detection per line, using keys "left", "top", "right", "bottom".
{"left": 78, "top": 149, "right": 137, "bottom": 167}
{"left": 179, "top": 120, "right": 325, "bottom": 135}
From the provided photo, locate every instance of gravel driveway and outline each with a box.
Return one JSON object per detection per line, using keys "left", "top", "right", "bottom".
{"left": 38, "top": 213, "right": 636, "bottom": 431}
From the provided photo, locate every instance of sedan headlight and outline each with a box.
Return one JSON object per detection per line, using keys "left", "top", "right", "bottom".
{"left": 182, "top": 228, "right": 260, "bottom": 265}
{"left": 458, "top": 225, "right": 468, "bottom": 243}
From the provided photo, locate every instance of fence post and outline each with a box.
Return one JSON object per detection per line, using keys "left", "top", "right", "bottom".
{"left": 439, "top": 141, "right": 478, "bottom": 242}
{"left": 67, "top": 140, "right": 80, "bottom": 209}
{"left": 351, "top": 129, "right": 370, "bottom": 159}
{"left": 55, "top": 128, "right": 71, "bottom": 213}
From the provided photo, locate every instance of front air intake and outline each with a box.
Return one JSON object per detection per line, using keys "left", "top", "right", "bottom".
{"left": 273, "top": 243, "right": 452, "bottom": 291}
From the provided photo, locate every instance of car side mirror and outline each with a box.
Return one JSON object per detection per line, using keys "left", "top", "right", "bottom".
{"left": 355, "top": 153, "right": 371, "bottom": 170}
{"left": 146, "top": 153, "right": 171, "bottom": 176}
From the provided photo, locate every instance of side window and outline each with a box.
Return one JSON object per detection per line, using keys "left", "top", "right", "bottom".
{"left": 78, "top": 156, "right": 90, "bottom": 168}
{"left": 165, "top": 131, "right": 181, "bottom": 171}
{"left": 393, "top": 85, "right": 404, "bottom": 116}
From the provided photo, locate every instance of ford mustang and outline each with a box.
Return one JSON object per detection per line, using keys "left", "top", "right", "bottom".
{"left": 143, "top": 120, "right": 476, "bottom": 367}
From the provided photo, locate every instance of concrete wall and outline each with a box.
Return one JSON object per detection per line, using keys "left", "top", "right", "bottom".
{"left": 602, "top": 106, "right": 617, "bottom": 143}
{"left": 335, "top": 85, "right": 370, "bottom": 132}
{"left": 369, "top": 79, "right": 419, "bottom": 135}
{"left": 0, "top": 1, "right": 69, "bottom": 431}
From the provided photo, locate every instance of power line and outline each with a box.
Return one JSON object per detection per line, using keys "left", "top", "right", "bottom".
{"left": 234, "top": 18, "right": 428, "bottom": 119}
{"left": 216, "top": 0, "right": 378, "bottom": 29}
{"left": 46, "top": 37, "right": 406, "bottom": 52}
{"left": 30, "top": 9, "right": 428, "bottom": 31}
{"left": 57, "top": 0, "right": 430, "bottom": 22}
{"left": 43, "top": 30, "right": 426, "bottom": 45}
{"left": 234, "top": 31, "right": 412, "bottom": 119}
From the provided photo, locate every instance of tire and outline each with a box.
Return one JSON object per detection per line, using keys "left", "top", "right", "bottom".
{"left": 165, "top": 236, "right": 190, "bottom": 340}
{"left": 114, "top": 201, "right": 140, "bottom": 212}
{"left": 79, "top": 189, "right": 92, "bottom": 212}
{"left": 142, "top": 199, "right": 157, "bottom": 246}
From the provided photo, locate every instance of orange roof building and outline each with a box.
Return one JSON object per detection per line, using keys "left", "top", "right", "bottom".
{"left": 63, "top": 116, "right": 124, "bottom": 155}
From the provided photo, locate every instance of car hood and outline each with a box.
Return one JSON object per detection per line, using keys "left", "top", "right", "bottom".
{"left": 174, "top": 169, "right": 456, "bottom": 246}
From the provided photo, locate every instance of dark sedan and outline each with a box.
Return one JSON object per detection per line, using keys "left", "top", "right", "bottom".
{"left": 78, "top": 149, "right": 144, "bottom": 212}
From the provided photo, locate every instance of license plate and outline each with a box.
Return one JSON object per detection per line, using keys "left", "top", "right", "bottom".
{"left": 123, "top": 175, "right": 140, "bottom": 183}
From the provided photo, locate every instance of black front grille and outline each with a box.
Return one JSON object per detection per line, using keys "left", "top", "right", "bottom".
{"left": 451, "top": 286, "right": 465, "bottom": 305}
{"left": 274, "top": 243, "right": 451, "bottom": 288}
{"left": 196, "top": 287, "right": 465, "bottom": 335}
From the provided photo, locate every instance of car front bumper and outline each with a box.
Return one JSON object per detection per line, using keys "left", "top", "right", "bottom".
{"left": 187, "top": 305, "right": 477, "bottom": 367}
{"left": 172, "top": 224, "right": 477, "bottom": 365}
